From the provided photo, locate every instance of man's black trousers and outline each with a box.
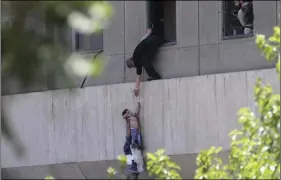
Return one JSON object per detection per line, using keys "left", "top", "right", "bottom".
{"left": 142, "top": 52, "right": 161, "bottom": 79}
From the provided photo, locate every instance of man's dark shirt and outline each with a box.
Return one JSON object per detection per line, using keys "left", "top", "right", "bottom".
{"left": 132, "top": 34, "right": 162, "bottom": 75}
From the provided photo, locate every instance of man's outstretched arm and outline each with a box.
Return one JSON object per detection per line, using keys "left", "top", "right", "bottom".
{"left": 133, "top": 67, "right": 142, "bottom": 96}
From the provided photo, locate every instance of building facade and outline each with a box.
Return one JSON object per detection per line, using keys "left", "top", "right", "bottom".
{"left": 1, "top": 1, "right": 280, "bottom": 179}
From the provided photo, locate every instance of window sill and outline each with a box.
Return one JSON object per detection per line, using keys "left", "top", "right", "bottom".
{"left": 222, "top": 33, "right": 254, "bottom": 40}
{"left": 163, "top": 41, "right": 177, "bottom": 46}
{"left": 74, "top": 49, "right": 103, "bottom": 55}
{"left": 160, "top": 41, "right": 177, "bottom": 51}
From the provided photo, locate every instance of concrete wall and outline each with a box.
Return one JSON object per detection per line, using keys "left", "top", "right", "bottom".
{"left": 2, "top": 68, "right": 279, "bottom": 170}
{"left": 2, "top": 1, "right": 278, "bottom": 95}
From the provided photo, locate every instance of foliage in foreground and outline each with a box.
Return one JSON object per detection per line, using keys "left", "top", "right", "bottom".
{"left": 2, "top": 1, "right": 113, "bottom": 156}
{"left": 195, "top": 26, "right": 280, "bottom": 179}
{"left": 107, "top": 149, "right": 182, "bottom": 179}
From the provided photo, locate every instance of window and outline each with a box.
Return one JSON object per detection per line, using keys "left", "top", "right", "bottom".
{"left": 74, "top": 32, "right": 103, "bottom": 53}
{"left": 222, "top": 0, "right": 254, "bottom": 39}
{"left": 72, "top": 7, "right": 104, "bottom": 53}
{"left": 147, "top": 1, "right": 176, "bottom": 44}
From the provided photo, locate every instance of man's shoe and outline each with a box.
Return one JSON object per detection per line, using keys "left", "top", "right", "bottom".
{"left": 147, "top": 77, "right": 161, "bottom": 81}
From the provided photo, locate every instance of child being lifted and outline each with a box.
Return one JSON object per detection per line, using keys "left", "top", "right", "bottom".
{"left": 122, "top": 101, "right": 144, "bottom": 179}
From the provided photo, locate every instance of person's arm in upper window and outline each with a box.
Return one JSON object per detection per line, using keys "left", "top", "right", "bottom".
{"left": 233, "top": 1, "right": 241, "bottom": 14}
{"left": 140, "top": 28, "right": 152, "bottom": 41}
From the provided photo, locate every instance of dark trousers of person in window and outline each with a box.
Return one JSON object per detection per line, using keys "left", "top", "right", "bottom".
{"left": 142, "top": 49, "right": 161, "bottom": 80}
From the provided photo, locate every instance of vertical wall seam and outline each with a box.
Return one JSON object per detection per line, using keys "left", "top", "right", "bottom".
{"left": 75, "top": 92, "right": 78, "bottom": 163}
{"left": 109, "top": 87, "right": 116, "bottom": 159}
{"left": 214, "top": 76, "right": 221, "bottom": 146}
{"left": 123, "top": 1, "right": 126, "bottom": 83}
{"left": 198, "top": 1, "right": 201, "bottom": 75}
{"left": 217, "top": 0, "right": 221, "bottom": 73}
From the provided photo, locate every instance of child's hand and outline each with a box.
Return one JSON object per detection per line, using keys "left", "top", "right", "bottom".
{"left": 133, "top": 88, "right": 139, "bottom": 97}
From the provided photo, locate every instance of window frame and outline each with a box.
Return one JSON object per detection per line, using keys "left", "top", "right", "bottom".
{"left": 71, "top": 29, "right": 104, "bottom": 54}
{"left": 146, "top": 0, "right": 177, "bottom": 46}
{"left": 222, "top": 0, "right": 254, "bottom": 40}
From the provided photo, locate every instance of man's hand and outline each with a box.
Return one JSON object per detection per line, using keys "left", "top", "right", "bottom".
{"left": 133, "top": 88, "right": 139, "bottom": 97}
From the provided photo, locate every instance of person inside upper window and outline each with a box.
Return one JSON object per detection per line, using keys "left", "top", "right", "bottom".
{"left": 234, "top": 0, "right": 254, "bottom": 35}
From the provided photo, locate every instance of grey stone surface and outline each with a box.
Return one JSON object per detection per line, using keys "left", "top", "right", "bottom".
{"left": 2, "top": 73, "right": 48, "bottom": 95}
{"left": 253, "top": 1, "right": 277, "bottom": 36}
{"left": 2, "top": 151, "right": 231, "bottom": 179}
{"left": 2, "top": 69, "right": 278, "bottom": 168}
{"left": 124, "top": 1, "right": 147, "bottom": 54}
{"left": 50, "top": 90, "right": 79, "bottom": 163}
{"left": 2, "top": 163, "right": 86, "bottom": 179}
{"left": 170, "top": 153, "right": 197, "bottom": 178}
{"left": 155, "top": 46, "right": 199, "bottom": 79}
{"left": 177, "top": 1, "right": 199, "bottom": 47}
{"left": 215, "top": 72, "right": 248, "bottom": 149}
{"left": 104, "top": 1, "right": 125, "bottom": 55}
{"left": 84, "top": 54, "right": 125, "bottom": 87}
{"left": 106, "top": 159, "right": 127, "bottom": 179}
{"left": 199, "top": 44, "right": 220, "bottom": 75}
{"left": 219, "top": 40, "right": 275, "bottom": 73}
{"left": 1, "top": 92, "right": 53, "bottom": 167}
{"left": 199, "top": 1, "right": 219, "bottom": 45}
{"left": 78, "top": 161, "right": 109, "bottom": 179}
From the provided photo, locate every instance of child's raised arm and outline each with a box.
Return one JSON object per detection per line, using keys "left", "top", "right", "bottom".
{"left": 135, "top": 102, "right": 141, "bottom": 133}
{"left": 135, "top": 102, "right": 141, "bottom": 117}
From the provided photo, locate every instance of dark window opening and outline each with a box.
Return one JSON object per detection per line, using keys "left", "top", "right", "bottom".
{"left": 74, "top": 32, "right": 103, "bottom": 53}
{"left": 73, "top": 9, "right": 103, "bottom": 52}
{"left": 223, "top": 0, "right": 254, "bottom": 39}
{"left": 147, "top": 1, "right": 176, "bottom": 44}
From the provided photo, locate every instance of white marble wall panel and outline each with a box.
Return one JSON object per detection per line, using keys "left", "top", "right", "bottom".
{"left": 50, "top": 90, "right": 79, "bottom": 163}
{"left": 76, "top": 88, "right": 100, "bottom": 162}
{"left": 215, "top": 72, "right": 248, "bottom": 149}
{"left": 2, "top": 68, "right": 279, "bottom": 168}
{"left": 1, "top": 92, "right": 53, "bottom": 167}
{"left": 142, "top": 80, "right": 165, "bottom": 153}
